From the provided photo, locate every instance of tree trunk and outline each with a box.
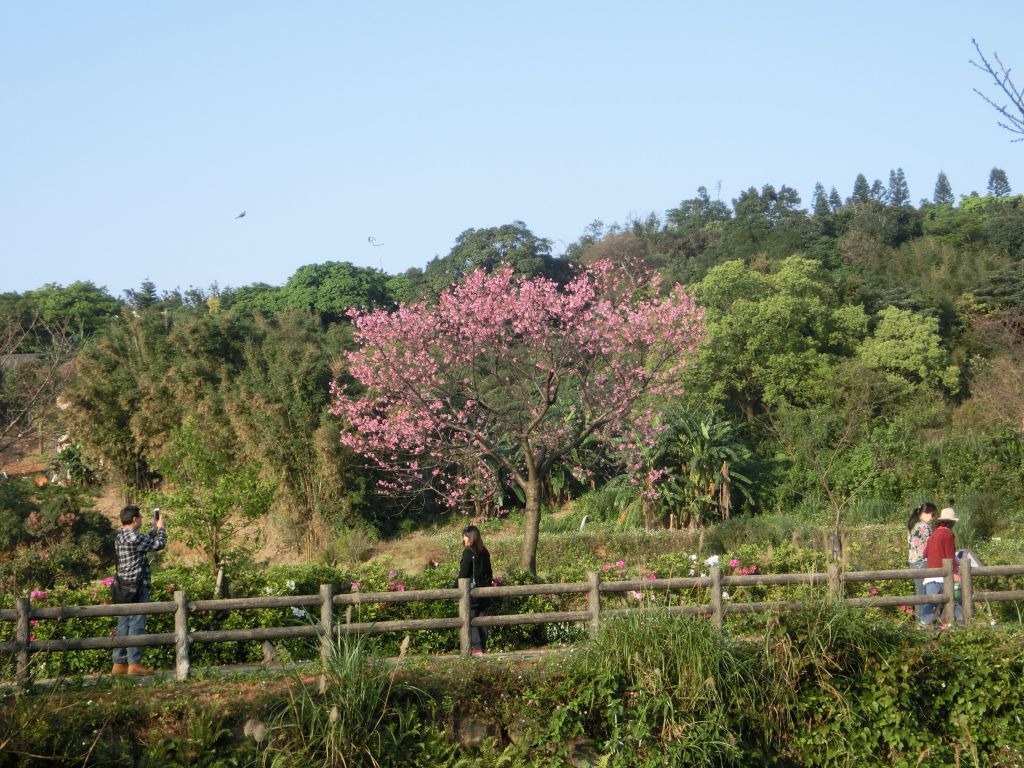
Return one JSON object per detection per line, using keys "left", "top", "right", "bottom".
{"left": 520, "top": 478, "right": 543, "bottom": 575}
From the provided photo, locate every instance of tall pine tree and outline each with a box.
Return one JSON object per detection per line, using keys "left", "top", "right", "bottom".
{"left": 988, "top": 167, "right": 1012, "bottom": 197}
{"left": 888, "top": 168, "right": 910, "bottom": 206}
{"left": 812, "top": 182, "right": 831, "bottom": 217}
{"left": 828, "top": 187, "right": 843, "bottom": 211}
{"left": 851, "top": 174, "right": 871, "bottom": 205}
{"left": 933, "top": 171, "right": 954, "bottom": 204}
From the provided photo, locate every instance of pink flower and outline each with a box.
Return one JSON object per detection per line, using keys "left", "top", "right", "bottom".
{"left": 728, "top": 559, "right": 740, "bottom": 568}
{"left": 629, "top": 591, "right": 643, "bottom": 601}
{"left": 869, "top": 587, "right": 878, "bottom": 596}
{"left": 602, "top": 564, "right": 612, "bottom": 572}
{"left": 615, "top": 560, "right": 625, "bottom": 569}
{"left": 29, "top": 590, "right": 47, "bottom": 601}
{"left": 397, "top": 584, "right": 406, "bottom": 592}
{"left": 101, "top": 577, "right": 115, "bottom": 587}
{"left": 29, "top": 634, "right": 36, "bottom": 642}
{"left": 30, "top": 620, "right": 39, "bottom": 626}
{"left": 350, "top": 582, "right": 361, "bottom": 590}
{"left": 739, "top": 567, "right": 750, "bottom": 575}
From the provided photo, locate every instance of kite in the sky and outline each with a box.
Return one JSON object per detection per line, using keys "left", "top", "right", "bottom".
{"left": 368, "top": 236, "right": 383, "bottom": 246}
{"left": 235, "top": 211, "right": 247, "bottom": 219}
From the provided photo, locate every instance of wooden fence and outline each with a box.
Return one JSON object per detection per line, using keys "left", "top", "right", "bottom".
{"left": 3, "top": 558, "right": 1024, "bottom": 687}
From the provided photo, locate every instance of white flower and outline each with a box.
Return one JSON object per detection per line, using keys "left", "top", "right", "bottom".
{"left": 688, "top": 568, "right": 696, "bottom": 576}
{"left": 722, "top": 590, "right": 731, "bottom": 600}
{"left": 290, "top": 606, "right": 308, "bottom": 619}
{"left": 285, "top": 579, "right": 297, "bottom": 592}
{"left": 263, "top": 586, "right": 274, "bottom": 595}
{"left": 689, "top": 554, "right": 698, "bottom": 562}
{"left": 629, "top": 590, "right": 643, "bottom": 601}
{"left": 704, "top": 555, "right": 720, "bottom": 568}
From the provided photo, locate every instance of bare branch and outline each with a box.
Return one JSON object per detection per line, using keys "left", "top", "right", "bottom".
{"left": 0, "top": 315, "right": 78, "bottom": 456}
{"left": 971, "top": 38, "right": 1024, "bottom": 141}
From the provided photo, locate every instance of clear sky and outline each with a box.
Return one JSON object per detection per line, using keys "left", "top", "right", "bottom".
{"left": 3, "top": 2, "right": 1022, "bottom": 297}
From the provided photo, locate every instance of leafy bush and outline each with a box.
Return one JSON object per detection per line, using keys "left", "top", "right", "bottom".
{"left": 0, "top": 480, "right": 113, "bottom": 598}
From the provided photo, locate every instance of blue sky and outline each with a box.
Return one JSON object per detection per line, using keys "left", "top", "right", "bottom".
{"left": 2, "top": 2, "right": 1022, "bottom": 297}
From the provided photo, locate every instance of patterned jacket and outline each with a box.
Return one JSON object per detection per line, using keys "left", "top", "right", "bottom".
{"left": 114, "top": 527, "right": 167, "bottom": 590}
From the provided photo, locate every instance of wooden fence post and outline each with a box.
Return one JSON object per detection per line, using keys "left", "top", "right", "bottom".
{"left": 319, "top": 583, "right": 335, "bottom": 693}
{"left": 320, "top": 583, "right": 335, "bottom": 666}
{"left": 961, "top": 557, "right": 973, "bottom": 626}
{"left": 15, "top": 597, "right": 31, "bottom": 688}
{"left": 942, "top": 558, "right": 956, "bottom": 625}
{"left": 458, "top": 577, "right": 471, "bottom": 657}
{"left": 827, "top": 561, "right": 844, "bottom": 602}
{"left": 345, "top": 582, "right": 358, "bottom": 630}
{"left": 587, "top": 571, "right": 601, "bottom": 638}
{"left": 710, "top": 566, "right": 723, "bottom": 630}
{"left": 174, "top": 590, "right": 190, "bottom": 682}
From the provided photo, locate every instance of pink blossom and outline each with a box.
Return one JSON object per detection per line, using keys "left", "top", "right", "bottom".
{"left": 101, "top": 577, "right": 115, "bottom": 587}
{"left": 29, "top": 590, "right": 47, "bottom": 601}
{"left": 601, "top": 564, "right": 612, "bottom": 572}
{"left": 30, "top": 619, "right": 39, "bottom": 626}
{"left": 615, "top": 560, "right": 625, "bottom": 569}
{"left": 350, "top": 582, "right": 361, "bottom": 590}
{"left": 331, "top": 261, "right": 705, "bottom": 559}
{"left": 869, "top": 587, "right": 878, "bottom": 596}
{"left": 629, "top": 591, "right": 643, "bottom": 601}
{"left": 728, "top": 559, "right": 740, "bottom": 568}
{"left": 29, "top": 634, "right": 36, "bottom": 642}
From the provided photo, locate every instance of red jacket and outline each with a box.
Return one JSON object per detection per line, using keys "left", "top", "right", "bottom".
{"left": 924, "top": 525, "right": 958, "bottom": 574}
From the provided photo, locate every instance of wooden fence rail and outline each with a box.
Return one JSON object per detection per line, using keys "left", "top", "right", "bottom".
{"left": 2, "top": 559, "right": 1024, "bottom": 686}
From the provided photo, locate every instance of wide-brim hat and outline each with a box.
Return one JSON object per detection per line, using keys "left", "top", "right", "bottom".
{"left": 938, "top": 507, "right": 959, "bottom": 522}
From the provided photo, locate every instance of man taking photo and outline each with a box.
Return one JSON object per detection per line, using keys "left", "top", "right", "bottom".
{"left": 111, "top": 505, "right": 166, "bottom": 676}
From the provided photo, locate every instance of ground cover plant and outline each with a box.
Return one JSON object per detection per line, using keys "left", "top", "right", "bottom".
{"left": 3, "top": 609, "right": 1022, "bottom": 767}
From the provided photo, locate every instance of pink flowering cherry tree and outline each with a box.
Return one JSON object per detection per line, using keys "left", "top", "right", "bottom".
{"left": 331, "top": 261, "right": 704, "bottom": 574}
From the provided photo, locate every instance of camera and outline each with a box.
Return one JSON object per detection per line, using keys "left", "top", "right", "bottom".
{"left": 153, "top": 507, "right": 161, "bottom": 522}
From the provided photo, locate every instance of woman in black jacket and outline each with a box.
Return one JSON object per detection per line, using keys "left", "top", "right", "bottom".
{"left": 458, "top": 525, "right": 493, "bottom": 655}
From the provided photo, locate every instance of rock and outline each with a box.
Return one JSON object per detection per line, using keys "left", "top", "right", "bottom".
{"left": 261, "top": 641, "right": 277, "bottom": 664}
{"left": 451, "top": 708, "right": 502, "bottom": 749}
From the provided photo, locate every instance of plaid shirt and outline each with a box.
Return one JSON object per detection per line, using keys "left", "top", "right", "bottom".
{"left": 114, "top": 527, "right": 167, "bottom": 589}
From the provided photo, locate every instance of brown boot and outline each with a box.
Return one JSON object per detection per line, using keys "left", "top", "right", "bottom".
{"left": 127, "top": 663, "right": 152, "bottom": 676}
{"left": 111, "top": 663, "right": 129, "bottom": 676}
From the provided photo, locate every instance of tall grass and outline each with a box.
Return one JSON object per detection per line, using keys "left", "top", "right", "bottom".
{"left": 562, "top": 604, "right": 911, "bottom": 764}
{"left": 260, "top": 635, "right": 427, "bottom": 768}
{"left": 573, "top": 612, "right": 770, "bottom": 763}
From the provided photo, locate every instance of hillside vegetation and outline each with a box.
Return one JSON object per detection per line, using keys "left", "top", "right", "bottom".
{"left": 3, "top": 170, "right": 1024, "bottom": 589}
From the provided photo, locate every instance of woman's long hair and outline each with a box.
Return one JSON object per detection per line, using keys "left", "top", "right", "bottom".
{"left": 907, "top": 502, "right": 937, "bottom": 531}
{"left": 462, "top": 525, "right": 485, "bottom": 554}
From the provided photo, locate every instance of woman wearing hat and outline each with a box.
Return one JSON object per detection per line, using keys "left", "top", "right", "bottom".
{"left": 922, "top": 507, "right": 962, "bottom": 627}
{"left": 907, "top": 502, "right": 937, "bottom": 626}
